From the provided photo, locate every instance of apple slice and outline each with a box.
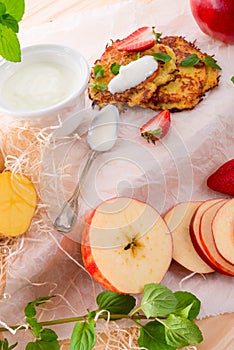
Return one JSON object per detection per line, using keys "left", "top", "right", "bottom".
{"left": 81, "top": 197, "right": 172, "bottom": 294}
{"left": 212, "top": 199, "right": 234, "bottom": 266}
{"left": 190, "top": 198, "right": 223, "bottom": 271}
{"left": 164, "top": 201, "right": 213, "bottom": 274}
{"left": 199, "top": 199, "right": 234, "bottom": 276}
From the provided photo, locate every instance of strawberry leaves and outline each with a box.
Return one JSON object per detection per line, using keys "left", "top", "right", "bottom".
{"left": 140, "top": 110, "right": 171, "bottom": 144}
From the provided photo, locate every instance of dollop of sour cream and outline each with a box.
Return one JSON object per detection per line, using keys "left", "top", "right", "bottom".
{"left": 108, "top": 55, "right": 158, "bottom": 94}
{"left": 2, "top": 62, "right": 77, "bottom": 111}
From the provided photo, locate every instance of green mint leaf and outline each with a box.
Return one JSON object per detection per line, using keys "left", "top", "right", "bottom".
{"left": 0, "top": 23, "right": 20, "bottom": 61}
{"left": 0, "top": 339, "right": 17, "bottom": 350}
{"left": 8, "top": 344, "right": 17, "bottom": 350}
{"left": 26, "top": 340, "right": 59, "bottom": 350}
{"left": 70, "top": 321, "right": 96, "bottom": 350}
{"left": 94, "top": 64, "right": 105, "bottom": 78}
{"left": 204, "top": 56, "right": 221, "bottom": 70}
{"left": 25, "top": 296, "right": 54, "bottom": 317}
{"left": 138, "top": 320, "right": 176, "bottom": 350}
{"left": 0, "top": 3, "right": 6, "bottom": 15}
{"left": 1, "top": 14, "right": 19, "bottom": 32}
{"left": 180, "top": 54, "right": 200, "bottom": 67}
{"left": 0, "top": 0, "right": 25, "bottom": 21}
{"left": 231, "top": 76, "right": 234, "bottom": 84}
{"left": 25, "top": 304, "right": 37, "bottom": 318}
{"left": 90, "top": 82, "right": 107, "bottom": 91}
{"left": 40, "top": 328, "right": 58, "bottom": 342}
{"left": 153, "top": 52, "right": 171, "bottom": 63}
{"left": 110, "top": 62, "right": 121, "bottom": 75}
{"left": 26, "top": 317, "right": 42, "bottom": 338}
{"left": 173, "top": 291, "right": 201, "bottom": 320}
{"left": 96, "top": 290, "right": 136, "bottom": 318}
{"left": 140, "top": 283, "right": 178, "bottom": 318}
{"left": 164, "top": 314, "right": 203, "bottom": 348}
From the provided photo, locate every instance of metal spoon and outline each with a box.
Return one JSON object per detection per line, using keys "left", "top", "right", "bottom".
{"left": 53, "top": 105, "right": 119, "bottom": 233}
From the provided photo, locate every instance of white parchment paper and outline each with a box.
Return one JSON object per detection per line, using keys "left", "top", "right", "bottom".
{"left": 0, "top": 0, "right": 234, "bottom": 345}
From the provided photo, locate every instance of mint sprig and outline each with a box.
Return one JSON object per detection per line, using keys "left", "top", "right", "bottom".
{"left": 180, "top": 53, "right": 221, "bottom": 70}
{"left": 0, "top": 0, "right": 24, "bottom": 62}
{"left": 0, "top": 283, "right": 203, "bottom": 350}
{"left": 0, "top": 339, "right": 17, "bottom": 350}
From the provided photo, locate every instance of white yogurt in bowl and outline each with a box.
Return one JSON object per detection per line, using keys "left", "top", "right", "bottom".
{"left": 0, "top": 44, "right": 90, "bottom": 127}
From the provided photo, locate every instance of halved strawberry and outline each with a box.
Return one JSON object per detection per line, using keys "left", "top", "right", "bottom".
{"left": 207, "top": 159, "right": 234, "bottom": 196}
{"left": 140, "top": 110, "right": 171, "bottom": 144}
{"left": 117, "top": 27, "right": 156, "bottom": 52}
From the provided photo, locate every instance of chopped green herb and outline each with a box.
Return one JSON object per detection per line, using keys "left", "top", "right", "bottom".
{"left": 94, "top": 64, "right": 105, "bottom": 78}
{"left": 110, "top": 62, "right": 121, "bottom": 75}
{"left": 180, "top": 53, "right": 201, "bottom": 67}
{"left": 204, "top": 56, "right": 221, "bottom": 70}
{"left": 153, "top": 52, "right": 172, "bottom": 63}
{"left": 90, "top": 82, "right": 107, "bottom": 91}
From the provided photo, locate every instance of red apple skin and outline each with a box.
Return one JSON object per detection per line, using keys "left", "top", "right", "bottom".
{"left": 190, "top": 0, "right": 234, "bottom": 44}
{"left": 81, "top": 208, "right": 121, "bottom": 293}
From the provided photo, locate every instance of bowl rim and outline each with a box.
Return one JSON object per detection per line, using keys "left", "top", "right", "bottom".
{"left": 0, "top": 43, "right": 90, "bottom": 119}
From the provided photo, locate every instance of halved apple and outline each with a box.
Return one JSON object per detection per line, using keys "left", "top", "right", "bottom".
{"left": 81, "top": 197, "right": 173, "bottom": 294}
{"left": 199, "top": 199, "right": 234, "bottom": 276}
{"left": 164, "top": 201, "right": 213, "bottom": 274}
{"left": 212, "top": 199, "right": 234, "bottom": 266}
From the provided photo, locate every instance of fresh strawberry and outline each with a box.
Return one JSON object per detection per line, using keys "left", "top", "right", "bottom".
{"left": 140, "top": 110, "right": 171, "bottom": 144}
{"left": 117, "top": 27, "right": 156, "bottom": 52}
{"left": 207, "top": 159, "right": 234, "bottom": 196}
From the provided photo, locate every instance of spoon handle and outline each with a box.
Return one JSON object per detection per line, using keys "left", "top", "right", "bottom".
{"left": 53, "top": 150, "right": 97, "bottom": 233}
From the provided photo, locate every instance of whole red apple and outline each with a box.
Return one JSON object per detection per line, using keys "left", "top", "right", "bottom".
{"left": 190, "top": 0, "right": 234, "bottom": 44}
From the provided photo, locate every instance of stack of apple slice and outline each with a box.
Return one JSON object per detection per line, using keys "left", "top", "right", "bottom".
{"left": 81, "top": 197, "right": 233, "bottom": 294}
{"left": 164, "top": 198, "right": 234, "bottom": 276}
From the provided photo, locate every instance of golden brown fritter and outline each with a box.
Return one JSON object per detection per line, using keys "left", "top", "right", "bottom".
{"left": 88, "top": 34, "right": 220, "bottom": 111}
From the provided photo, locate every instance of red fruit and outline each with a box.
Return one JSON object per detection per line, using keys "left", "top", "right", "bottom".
{"left": 140, "top": 110, "right": 171, "bottom": 144}
{"left": 190, "top": 0, "right": 234, "bottom": 44}
{"left": 117, "top": 27, "right": 156, "bottom": 52}
{"left": 207, "top": 159, "right": 234, "bottom": 196}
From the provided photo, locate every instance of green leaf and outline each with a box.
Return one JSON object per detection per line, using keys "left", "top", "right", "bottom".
{"left": 26, "top": 340, "right": 59, "bottom": 350}
{"left": 96, "top": 291, "right": 136, "bottom": 318}
{"left": 26, "top": 317, "right": 42, "bottom": 338}
{"left": 0, "top": 3, "right": 6, "bottom": 15}
{"left": 164, "top": 314, "right": 203, "bottom": 348}
{"left": 173, "top": 291, "right": 201, "bottom": 320}
{"left": 180, "top": 54, "right": 200, "bottom": 67}
{"left": 153, "top": 52, "right": 172, "bottom": 63}
{"left": 110, "top": 62, "right": 121, "bottom": 75}
{"left": 70, "top": 321, "right": 96, "bottom": 350}
{"left": 0, "top": 23, "right": 20, "bottom": 61}
{"left": 1, "top": 14, "right": 19, "bottom": 32}
{"left": 231, "top": 76, "right": 234, "bottom": 84}
{"left": 140, "top": 283, "right": 178, "bottom": 318}
{"left": 90, "top": 82, "right": 107, "bottom": 91}
{"left": 204, "top": 56, "right": 221, "bottom": 70}
{"left": 0, "top": 339, "right": 17, "bottom": 350}
{"left": 138, "top": 321, "right": 176, "bottom": 350}
{"left": 25, "top": 296, "right": 54, "bottom": 317}
{"left": 40, "top": 328, "right": 58, "bottom": 342}
{"left": 94, "top": 64, "right": 105, "bottom": 79}
{"left": 0, "top": 0, "right": 25, "bottom": 21}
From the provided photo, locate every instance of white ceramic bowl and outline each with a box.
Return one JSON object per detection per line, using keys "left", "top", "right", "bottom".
{"left": 0, "top": 44, "right": 89, "bottom": 126}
